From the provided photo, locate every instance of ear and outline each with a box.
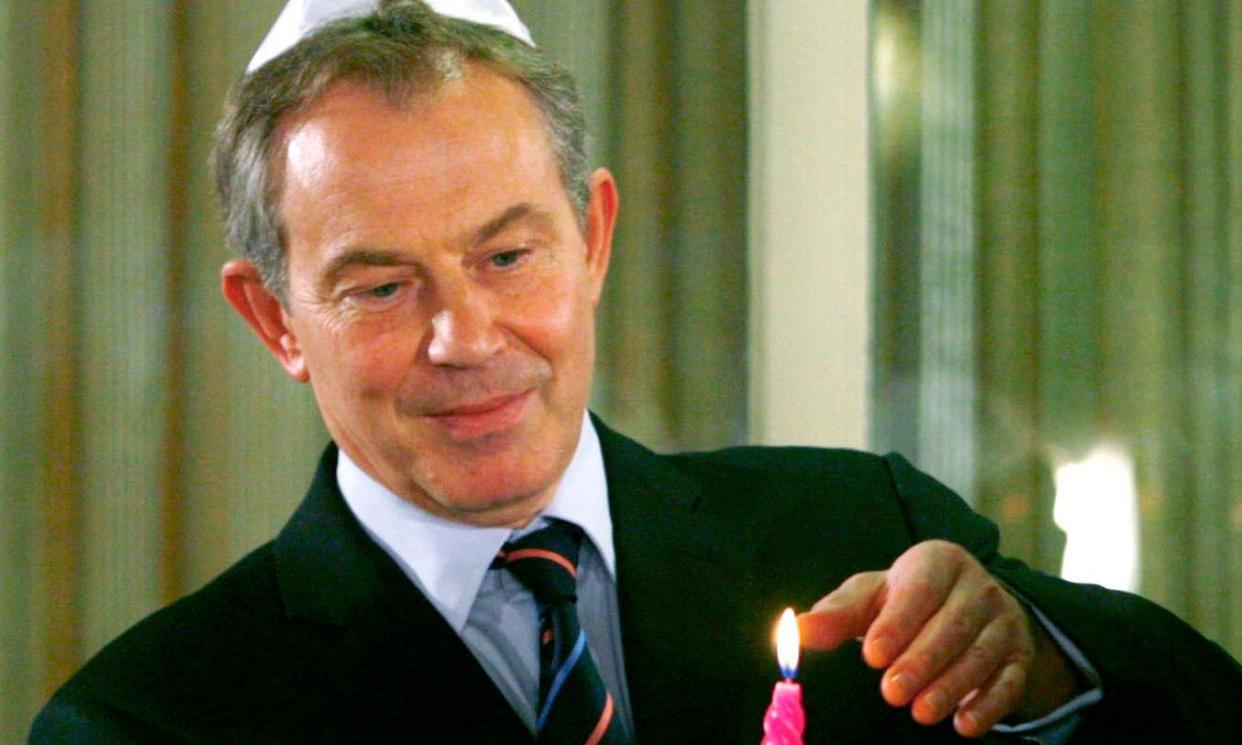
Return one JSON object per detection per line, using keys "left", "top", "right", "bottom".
{"left": 220, "top": 259, "right": 309, "bottom": 382}
{"left": 583, "top": 167, "right": 618, "bottom": 305}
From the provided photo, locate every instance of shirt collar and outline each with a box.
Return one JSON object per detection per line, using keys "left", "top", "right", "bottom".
{"left": 336, "top": 412, "right": 613, "bottom": 633}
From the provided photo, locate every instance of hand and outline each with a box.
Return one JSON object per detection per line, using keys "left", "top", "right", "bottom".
{"left": 798, "top": 540, "right": 1079, "bottom": 738}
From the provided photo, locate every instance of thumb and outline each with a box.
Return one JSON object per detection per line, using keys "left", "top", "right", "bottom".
{"left": 797, "top": 571, "right": 887, "bottom": 651}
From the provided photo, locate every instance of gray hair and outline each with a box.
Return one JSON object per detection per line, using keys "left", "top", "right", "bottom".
{"left": 212, "top": 0, "right": 589, "bottom": 302}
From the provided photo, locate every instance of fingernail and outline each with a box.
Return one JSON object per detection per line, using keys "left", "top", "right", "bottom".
{"left": 886, "top": 672, "right": 913, "bottom": 702}
{"left": 869, "top": 637, "right": 898, "bottom": 665}
{"left": 958, "top": 711, "right": 979, "bottom": 735}
{"left": 922, "top": 689, "right": 946, "bottom": 719}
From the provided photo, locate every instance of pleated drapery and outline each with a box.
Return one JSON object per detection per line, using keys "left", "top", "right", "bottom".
{"left": 873, "top": 0, "right": 1241, "bottom": 662}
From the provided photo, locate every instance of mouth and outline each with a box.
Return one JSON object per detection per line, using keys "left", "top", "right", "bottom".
{"left": 425, "top": 390, "right": 533, "bottom": 439}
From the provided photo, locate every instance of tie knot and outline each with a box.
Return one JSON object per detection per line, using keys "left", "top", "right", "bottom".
{"left": 497, "top": 520, "right": 583, "bottom": 605}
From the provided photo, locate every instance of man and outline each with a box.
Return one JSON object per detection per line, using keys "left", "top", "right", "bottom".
{"left": 31, "top": 1, "right": 1242, "bottom": 743}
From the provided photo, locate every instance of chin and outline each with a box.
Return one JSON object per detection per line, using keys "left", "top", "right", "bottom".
{"left": 439, "top": 448, "right": 570, "bottom": 515}
{"left": 434, "top": 486, "right": 550, "bottom": 527}
{"left": 438, "top": 422, "right": 570, "bottom": 482}
{"left": 449, "top": 467, "right": 544, "bottom": 504}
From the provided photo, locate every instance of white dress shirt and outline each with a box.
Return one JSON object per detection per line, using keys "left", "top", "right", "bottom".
{"left": 337, "top": 414, "right": 633, "bottom": 737}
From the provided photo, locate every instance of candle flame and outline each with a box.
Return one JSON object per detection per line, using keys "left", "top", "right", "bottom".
{"left": 775, "top": 608, "right": 800, "bottom": 679}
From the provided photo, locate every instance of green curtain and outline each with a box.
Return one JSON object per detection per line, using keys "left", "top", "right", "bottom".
{"left": 0, "top": 3, "right": 313, "bottom": 739}
{"left": 0, "top": 2, "right": 747, "bottom": 739}
{"left": 874, "top": 0, "right": 1241, "bottom": 660}
{"left": 532, "top": 0, "right": 750, "bottom": 452}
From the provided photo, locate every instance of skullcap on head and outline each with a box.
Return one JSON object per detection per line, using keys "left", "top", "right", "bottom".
{"left": 246, "top": 0, "right": 535, "bottom": 73}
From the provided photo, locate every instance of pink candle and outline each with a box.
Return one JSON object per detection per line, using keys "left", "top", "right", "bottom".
{"left": 760, "top": 608, "right": 806, "bottom": 745}
{"left": 761, "top": 680, "right": 805, "bottom": 745}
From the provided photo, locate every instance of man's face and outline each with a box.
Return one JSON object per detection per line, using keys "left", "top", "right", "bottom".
{"left": 239, "top": 67, "right": 615, "bottom": 527}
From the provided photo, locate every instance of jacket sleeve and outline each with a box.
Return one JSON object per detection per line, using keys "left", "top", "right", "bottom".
{"left": 29, "top": 693, "right": 175, "bottom": 745}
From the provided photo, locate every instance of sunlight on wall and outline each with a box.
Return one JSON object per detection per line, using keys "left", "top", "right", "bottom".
{"left": 1053, "top": 446, "right": 1140, "bottom": 592}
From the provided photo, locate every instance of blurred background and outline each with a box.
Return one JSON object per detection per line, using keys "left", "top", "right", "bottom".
{"left": 1, "top": 0, "right": 1238, "bottom": 739}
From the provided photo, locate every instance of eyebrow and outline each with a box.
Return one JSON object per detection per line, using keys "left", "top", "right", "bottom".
{"left": 318, "top": 249, "right": 410, "bottom": 293}
{"left": 471, "top": 202, "right": 554, "bottom": 245}
{"left": 315, "top": 203, "right": 555, "bottom": 291}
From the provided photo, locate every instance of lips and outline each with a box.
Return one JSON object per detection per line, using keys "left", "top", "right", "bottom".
{"left": 425, "top": 390, "right": 533, "bottom": 439}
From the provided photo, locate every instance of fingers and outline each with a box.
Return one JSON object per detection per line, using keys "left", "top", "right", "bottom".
{"left": 863, "top": 541, "right": 965, "bottom": 670}
{"left": 883, "top": 548, "right": 1034, "bottom": 736}
{"left": 882, "top": 590, "right": 992, "bottom": 713}
{"left": 880, "top": 568, "right": 1005, "bottom": 707}
{"left": 807, "top": 540, "right": 1038, "bottom": 739}
{"left": 909, "top": 613, "right": 1023, "bottom": 728}
{"left": 798, "top": 571, "right": 887, "bottom": 651}
{"left": 955, "top": 661, "right": 1028, "bottom": 736}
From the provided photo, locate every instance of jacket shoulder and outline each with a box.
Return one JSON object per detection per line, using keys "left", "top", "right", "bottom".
{"left": 675, "top": 444, "right": 889, "bottom": 479}
{"left": 32, "top": 542, "right": 336, "bottom": 742}
{"left": 670, "top": 444, "right": 907, "bottom": 515}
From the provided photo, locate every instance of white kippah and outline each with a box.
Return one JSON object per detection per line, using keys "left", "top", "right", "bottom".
{"left": 246, "top": 0, "right": 535, "bottom": 73}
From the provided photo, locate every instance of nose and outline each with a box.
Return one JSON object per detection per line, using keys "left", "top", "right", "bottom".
{"left": 426, "top": 282, "right": 504, "bottom": 367}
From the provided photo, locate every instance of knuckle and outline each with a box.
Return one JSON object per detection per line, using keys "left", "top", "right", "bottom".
{"left": 934, "top": 539, "right": 969, "bottom": 560}
{"left": 979, "top": 580, "right": 1005, "bottom": 610}
{"left": 911, "top": 539, "right": 964, "bottom": 565}
{"left": 948, "top": 612, "right": 975, "bottom": 642}
{"left": 996, "top": 611, "right": 1018, "bottom": 636}
{"left": 906, "top": 578, "right": 939, "bottom": 602}
{"left": 964, "top": 642, "right": 995, "bottom": 670}
{"left": 830, "top": 571, "right": 881, "bottom": 607}
{"left": 818, "top": 571, "right": 884, "bottom": 612}
{"left": 999, "top": 610, "right": 1027, "bottom": 643}
{"left": 1014, "top": 638, "right": 1036, "bottom": 666}
{"left": 899, "top": 651, "right": 933, "bottom": 681}
{"left": 841, "top": 570, "right": 881, "bottom": 593}
{"left": 996, "top": 664, "right": 1028, "bottom": 704}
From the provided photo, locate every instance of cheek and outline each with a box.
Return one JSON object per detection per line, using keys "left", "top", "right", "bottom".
{"left": 306, "top": 319, "right": 420, "bottom": 398}
{"left": 508, "top": 272, "right": 595, "bottom": 361}
{"left": 350, "top": 331, "right": 423, "bottom": 393}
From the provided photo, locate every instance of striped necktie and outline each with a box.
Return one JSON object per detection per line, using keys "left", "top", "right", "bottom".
{"left": 497, "top": 520, "right": 628, "bottom": 744}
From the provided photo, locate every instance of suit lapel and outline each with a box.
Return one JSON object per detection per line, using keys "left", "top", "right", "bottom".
{"left": 313, "top": 589, "right": 528, "bottom": 740}
{"left": 597, "top": 420, "right": 767, "bottom": 742}
{"left": 273, "top": 446, "right": 529, "bottom": 741}
{"left": 268, "top": 430, "right": 978, "bottom": 743}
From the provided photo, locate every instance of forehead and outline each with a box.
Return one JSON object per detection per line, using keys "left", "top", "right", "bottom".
{"left": 277, "top": 64, "right": 548, "bottom": 177}
{"left": 273, "top": 65, "right": 567, "bottom": 246}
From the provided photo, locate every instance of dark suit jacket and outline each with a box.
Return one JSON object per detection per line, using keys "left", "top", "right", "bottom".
{"left": 31, "top": 419, "right": 1242, "bottom": 743}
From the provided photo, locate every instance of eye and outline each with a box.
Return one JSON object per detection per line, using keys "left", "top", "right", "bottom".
{"left": 489, "top": 249, "right": 526, "bottom": 269}
{"left": 367, "top": 282, "right": 401, "bottom": 298}
{"left": 343, "top": 281, "right": 407, "bottom": 309}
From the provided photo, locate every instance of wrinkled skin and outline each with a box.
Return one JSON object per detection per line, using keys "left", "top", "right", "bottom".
{"left": 800, "top": 540, "right": 1081, "bottom": 738}
{"left": 223, "top": 65, "right": 617, "bottom": 529}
